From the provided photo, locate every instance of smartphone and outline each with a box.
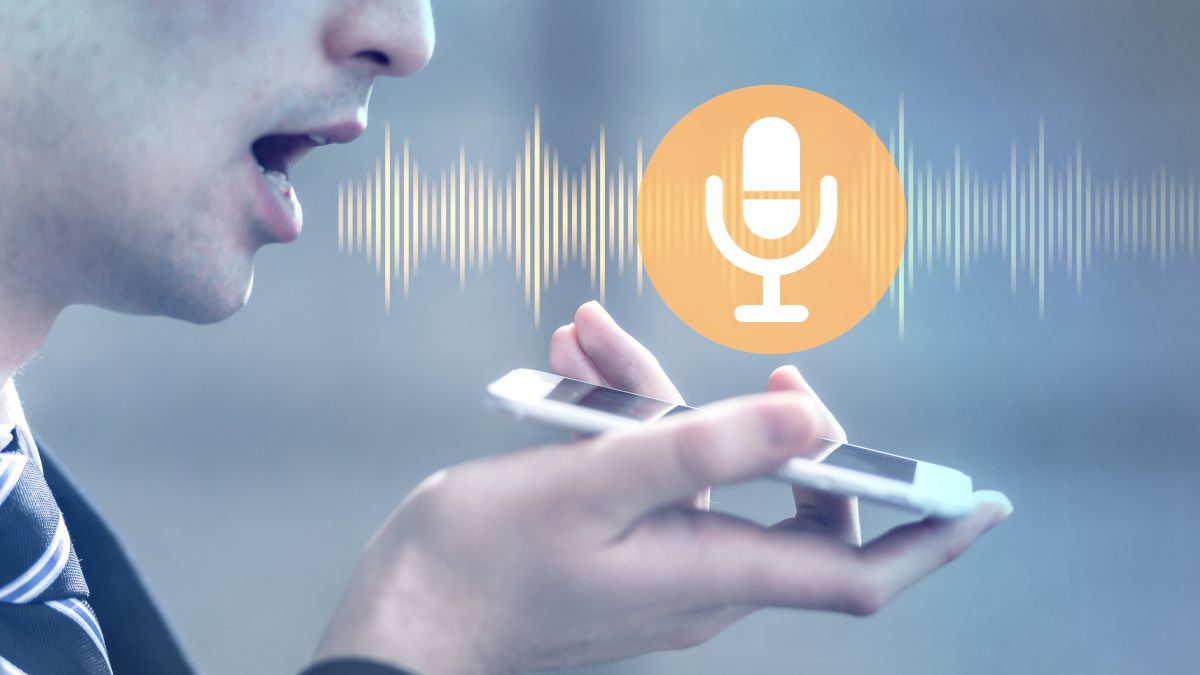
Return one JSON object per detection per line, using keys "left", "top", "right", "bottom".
{"left": 487, "top": 368, "right": 976, "bottom": 518}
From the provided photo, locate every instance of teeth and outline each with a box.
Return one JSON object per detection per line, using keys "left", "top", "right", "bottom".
{"left": 307, "top": 133, "right": 329, "bottom": 145}
{"left": 262, "top": 169, "right": 291, "bottom": 195}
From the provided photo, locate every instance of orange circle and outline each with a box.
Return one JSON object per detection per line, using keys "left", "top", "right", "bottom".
{"left": 637, "top": 85, "right": 906, "bottom": 354}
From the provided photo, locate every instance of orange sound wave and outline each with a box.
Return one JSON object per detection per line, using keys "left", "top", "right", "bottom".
{"left": 338, "top": 103, "right": 1200, "bottom": 337}
{"left": 337, "top": 108, "right": 642, "bottom": 327}
{"left": 885, "top": 109, "right": 1198, "bottom": 337}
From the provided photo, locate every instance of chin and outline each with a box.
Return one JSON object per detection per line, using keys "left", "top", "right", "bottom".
{"left": 180, "top": 269, "right": 255, "bottom": 325}
{"left": 180, "top": 296, "right": 249, "bottom": 325}
{"left": 140, "top": 260, "right": 257, "bottom": 325}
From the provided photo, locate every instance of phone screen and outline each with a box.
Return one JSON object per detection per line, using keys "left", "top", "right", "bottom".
{"left": 545, "top": 376, "right": 917, "bottom": 484}
{"left": 822, "top": 443, "right": 916, "bottom": 483}
{"left": 545, "top": 377, "right": 684, "bottom": 420}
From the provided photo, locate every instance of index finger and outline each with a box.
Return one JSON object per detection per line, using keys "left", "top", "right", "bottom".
{"left": 574, "top": 392, "right": 824, "bottom": 520}
{"left": 767, "top": 365, "right": 859, "bottom": 545}
{"left": 571, "top": 301, "right": 683, "bottom": 403}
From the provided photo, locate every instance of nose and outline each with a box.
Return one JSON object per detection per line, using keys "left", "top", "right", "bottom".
{"left": 323, "top": 0, "right": 435, "bottom": 78}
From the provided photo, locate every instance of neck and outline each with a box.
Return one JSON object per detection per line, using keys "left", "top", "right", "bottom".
{"left": 0, "top": 185, "right": 71, "bottom": 384}
{"left": 0, "top": 274, "right": 61, "bottom": 385}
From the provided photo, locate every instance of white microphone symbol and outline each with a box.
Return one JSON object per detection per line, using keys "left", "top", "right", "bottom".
{"left": 705, "top": 117, "right": 837, "bottom": 323}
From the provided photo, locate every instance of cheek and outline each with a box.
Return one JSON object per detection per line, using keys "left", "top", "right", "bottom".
{"left": 126, "top": 139, "right": 260, "bottom": 252}
{"left": 149, "top": 201, "right": 260, "bottom": 323}
{"left": 104, "top": 145, "right": 262, "bottom": 315}
{"left": 170, "top": 174, "right": 262, "bottom": 285}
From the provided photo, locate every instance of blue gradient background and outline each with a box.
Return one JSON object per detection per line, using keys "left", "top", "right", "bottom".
{"left": 18, "top": 2, "right": 1200, "bottom": 673}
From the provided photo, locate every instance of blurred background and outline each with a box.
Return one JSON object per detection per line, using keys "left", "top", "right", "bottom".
{"left": 19, "top": 1, "right": 1200, "bottom": 673}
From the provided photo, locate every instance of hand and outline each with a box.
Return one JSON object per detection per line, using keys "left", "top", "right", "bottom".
{"left": 549, "top": 301, "right": 860, "bottom": 540}
{"left": 314, "top": 302, "right": 1012, "bottom": 675}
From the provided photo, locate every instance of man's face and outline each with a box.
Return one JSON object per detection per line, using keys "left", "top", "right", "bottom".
{"left": 0, "top": 1, "right": 433, "bottom": 322}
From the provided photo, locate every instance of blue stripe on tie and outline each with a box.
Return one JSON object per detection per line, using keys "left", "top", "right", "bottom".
{"left": 47, "top": 599, "right": 110, "bottom": 667}
{"left": 65, "top": 598, "right": 106, "bottom": 650}
{"left": 0, "top": 517, "right": 70, "bottom": 603}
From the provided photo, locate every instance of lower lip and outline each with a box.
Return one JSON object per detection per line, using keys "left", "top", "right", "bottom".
{"left": 250, "top": 161, "right": 303, "bottom": 243}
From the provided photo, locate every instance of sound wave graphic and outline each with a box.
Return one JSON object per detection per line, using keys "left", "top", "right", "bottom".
{"left": 337, "top": 102, "right": 1199, "bottom": 336}
{"left": 337, "top": 109, "right": 642, "bottom": 327}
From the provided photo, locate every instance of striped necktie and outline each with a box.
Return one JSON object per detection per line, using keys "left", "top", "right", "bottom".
{"left": 0, "top": 430, "right": 111, "bottom": 674}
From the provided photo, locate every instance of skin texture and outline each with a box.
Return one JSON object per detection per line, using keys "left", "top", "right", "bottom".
{"left": 0, "top": 3, "right": 1011, "bottom": 673}
{"left": 0, "top": 0, "right": 434, "bottom": 385}
{"left": 315, "top": 302, "right": 1012, "bottom": 675}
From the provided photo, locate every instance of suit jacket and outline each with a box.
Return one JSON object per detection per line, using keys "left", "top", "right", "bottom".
{"left": 38, "top": 438, "right": 414, "bottom": 675}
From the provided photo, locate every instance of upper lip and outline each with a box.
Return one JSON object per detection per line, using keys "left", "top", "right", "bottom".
{"left": 303, "top": 118, "right": 367, "bottom": 145}
{"left": 251, "top": 117, "right": 366, "bottom": 176}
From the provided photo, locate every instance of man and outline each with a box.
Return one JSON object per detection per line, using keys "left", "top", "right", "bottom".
{"left": 0, "top": 1, "right": 1012, "bottom": 674}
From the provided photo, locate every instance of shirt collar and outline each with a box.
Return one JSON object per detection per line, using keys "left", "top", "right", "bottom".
{"left": 1, "top": 378, "right": 42, "bottom": 471}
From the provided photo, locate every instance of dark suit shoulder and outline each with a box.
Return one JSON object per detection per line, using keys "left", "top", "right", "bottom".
{"left": 37, "top": 437, "right": 197, "bottom": 675}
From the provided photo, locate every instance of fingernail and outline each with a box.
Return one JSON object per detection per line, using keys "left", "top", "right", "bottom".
{"left": 972, "top": 490, "right": 1014, "bottom": 522}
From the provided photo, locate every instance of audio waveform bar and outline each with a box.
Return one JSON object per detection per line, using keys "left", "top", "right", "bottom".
{"left": 337, "top": 110, "right": 642, "bottom": 327}
{"left": 337, "top": 103, "right": 1199, "bottom": 336}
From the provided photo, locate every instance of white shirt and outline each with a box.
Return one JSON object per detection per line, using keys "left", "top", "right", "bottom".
{"left": 0, "top": 378, "right": 43, "bottom": 472}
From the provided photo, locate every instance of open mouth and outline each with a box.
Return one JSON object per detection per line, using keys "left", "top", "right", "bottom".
{"left": 250, "top": 133, "right": 328, "bottom": 194}
{"left": 248, "top": 132, "right": 329, "bottom": 241}
{"left": 245, "top": 119, "right": 362, "bottom": 242}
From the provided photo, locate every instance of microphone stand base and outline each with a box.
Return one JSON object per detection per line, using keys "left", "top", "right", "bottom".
{"left": 734, "top": 304, "right": 810, "bottom": 323}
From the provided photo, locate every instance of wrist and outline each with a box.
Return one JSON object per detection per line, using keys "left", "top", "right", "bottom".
{"left": 315, "top": 539, "right": 501, "bottom": 675}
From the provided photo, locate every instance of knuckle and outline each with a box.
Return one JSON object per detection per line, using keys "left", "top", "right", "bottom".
{"left": 676, "top": 417, "right": 717, "bottom": 449}
{"left": 758, "top": 393, "right": 819, "bottom": 446}
{"left": 836, "top": 567, "right": 888, "bottom": 616}
{"left": 413, "top": 457, "right": 526, "bottom": 520}
{"left": 406, "top": 468, "right": 455, "bottom": 512}
{"left": 388, "top": 468, "right": 464, "bottom": 538}
{"left": 616, "top": 346, "right": 660, "bottom": 391}
{"left": 671, "top": 423, "right": 721, "bottom": 484}
{"left": 584, "top": 434, "right": 621, "bottom": 472}
{"left": 843, "top": 579, "right": 886, "bottom": 617}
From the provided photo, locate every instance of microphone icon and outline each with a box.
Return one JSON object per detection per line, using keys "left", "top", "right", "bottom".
{"left": 705, "top": 116, "right": 837, "bottom": 323}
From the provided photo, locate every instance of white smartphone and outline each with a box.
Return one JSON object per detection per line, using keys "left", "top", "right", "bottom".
{"left": 487, "top": 368, "right": 976, "bottom": 518}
